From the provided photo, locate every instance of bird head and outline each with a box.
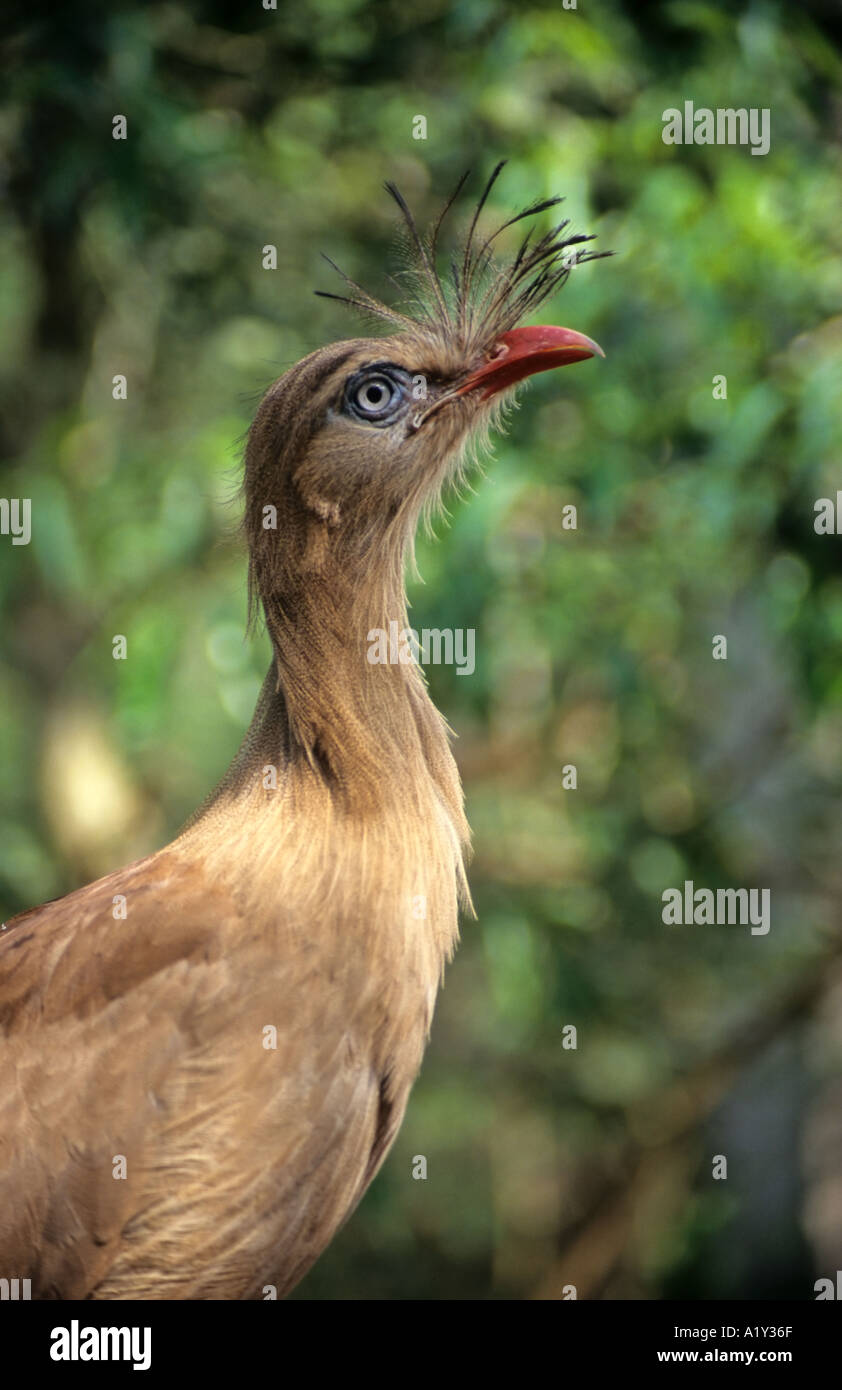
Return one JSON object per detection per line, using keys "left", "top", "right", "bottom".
{"left": 244, "top": 164, "right": 609, "bottom": 623}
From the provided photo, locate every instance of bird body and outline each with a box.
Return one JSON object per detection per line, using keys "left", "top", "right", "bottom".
{"left": 0, "top": 168, "right": 606, "bottom": 1298}
{"left": 0, "top": 689, "right": 463, "bottom": 1298}
{"left": 1, "top": 532, "right": 467, "bottom": 1298}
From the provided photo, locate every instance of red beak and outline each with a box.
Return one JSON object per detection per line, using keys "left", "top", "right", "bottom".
{"left": 457, "top": 324, "right": 604, "bottom": 401}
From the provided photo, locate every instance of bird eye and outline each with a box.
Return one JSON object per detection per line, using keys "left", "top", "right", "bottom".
{"left": 343, "top": 367, "right": 407, "bottom": 425}
{"left": 357, "top": 378, "right": 392, "bottom": 411}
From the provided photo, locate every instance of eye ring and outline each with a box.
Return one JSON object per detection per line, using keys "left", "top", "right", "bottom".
{"left": 343, "top": 366, "right": 408, "bottom": 426}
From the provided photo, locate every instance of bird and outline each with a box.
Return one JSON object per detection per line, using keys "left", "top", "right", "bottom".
{"left": 0, "top": 163, "right": 607, "bottom": 1299}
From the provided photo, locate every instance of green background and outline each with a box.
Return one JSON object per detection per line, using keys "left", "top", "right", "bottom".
{"left": 1, "top": 0, "right": 841, "bottom": 1298}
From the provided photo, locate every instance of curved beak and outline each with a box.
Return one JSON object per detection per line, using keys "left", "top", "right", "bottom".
{"left": 457, "top": 324, "right": 604, "bottom": 402}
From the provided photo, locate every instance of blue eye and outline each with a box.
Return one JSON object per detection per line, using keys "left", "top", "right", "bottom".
{"left": 344, "top": 368, "right": 407, "bottom": 424}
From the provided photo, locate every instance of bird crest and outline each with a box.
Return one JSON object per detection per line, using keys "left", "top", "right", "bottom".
{"left": 315, "top": 161, "right": 611, "bottom": 358}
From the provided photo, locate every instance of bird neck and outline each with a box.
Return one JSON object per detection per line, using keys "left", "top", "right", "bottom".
{"left": 196, "top": 556, "right": 468, "bottom": 832}
{"left": 176, "top": 551, "right": 472, "bottom": 937}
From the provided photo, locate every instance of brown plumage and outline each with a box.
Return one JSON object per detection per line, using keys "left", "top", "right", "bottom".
{"left": 0, "top": 165, "right": 607, "bottom": 1299}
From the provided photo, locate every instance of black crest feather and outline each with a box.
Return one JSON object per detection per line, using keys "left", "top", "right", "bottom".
{"left": 315, "top": 161, "right": 612, "bottom": 354}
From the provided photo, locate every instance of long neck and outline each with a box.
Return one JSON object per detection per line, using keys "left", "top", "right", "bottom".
{"left": 264, "top": 561, "right": 416, "bottom": 796}
{"left": 188, "top": 547, "right": 469, "bottom": 849}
